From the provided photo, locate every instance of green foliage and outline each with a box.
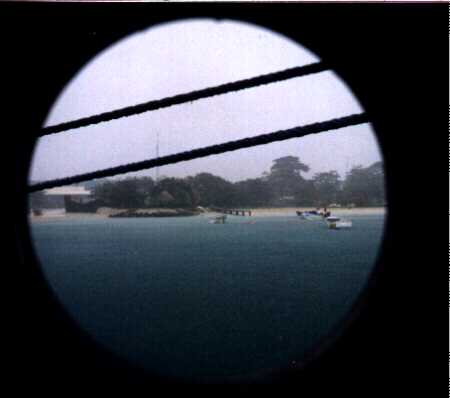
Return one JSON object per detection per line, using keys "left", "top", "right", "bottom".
{"left": 270, "top": 156, "right": 310, "bottom": 177}
{"left": 293, "top": 179, "right": 316, "bottom": 206}
{"left": 312, "top": 171, "right": 341, "bottom": 206}
{"left": 152, "top": 178, "right": 198, "bottom": 208}
{"left": 234, "top": 178, "right": 274, "bottom": 207}
{"left": 342, "top": 162, "right": 385, "bottom": 206}
{"left": 90, "top": 158, "right": 385, "bottom": 209}
{"left": 267, "top": 156, "right": 310, "bottom": 200}
{"left": 189, "top": 173, "right": 237, "bottom": 207}
{"left": 94, "top": 178, "right": 149, "bottom": 209}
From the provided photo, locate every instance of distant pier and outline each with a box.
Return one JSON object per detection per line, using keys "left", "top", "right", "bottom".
{"left": 211, "top": 207, "right": 252, "bottom": 216}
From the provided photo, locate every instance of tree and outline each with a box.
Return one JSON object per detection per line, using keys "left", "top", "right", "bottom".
{"left": 134, "top": 176, "right": 155, "bottom": 198}
{"left": 293, "top": 179, "right": 316, "bottom": 206}
{"left": 312, "top": 171, "right": 341, "bottom": 206}
{"left": 342, "top": 162, "right": 385, "bottom": 206}
{"left": 89, "top": 160, "right": 385, "bottom": 210}
{"left": 94, "top": 178, "right": 147, "bottom": 208}
{"left": 267, "top": 156, "right": 310, "bottom": 202}
{"left": 190, "top": 173, "right": 237, "bottom": 207}
{"left": 269, "top": 156, "right": 310, "bottom": 179}
{"left": 365, "top": 161, "right": 385, "bottom": 205}
{"left": 151, "top": 177, "right": 198, "bottom": 208}
{"left": 234, "top": 178, "right": 274, "bottom": 207}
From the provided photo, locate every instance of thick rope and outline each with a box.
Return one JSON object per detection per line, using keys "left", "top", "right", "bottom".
{"left": 29, "top": 113, "right": 369, "bottom": 193}
{"left": 40, "top": 62, "right": 328, "bottom": 136}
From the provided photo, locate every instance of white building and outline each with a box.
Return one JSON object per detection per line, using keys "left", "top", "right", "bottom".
{"left": 36, "top": 185, "right": 92, "bottom": 215}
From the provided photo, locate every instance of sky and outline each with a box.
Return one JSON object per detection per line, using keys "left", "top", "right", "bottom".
{"left": 30, "top": 19, "right": 383, "bottom": 184}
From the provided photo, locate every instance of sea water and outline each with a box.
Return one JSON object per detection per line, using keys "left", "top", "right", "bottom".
{"left": 30, "top": 214, "right": 385, "bottom": 382}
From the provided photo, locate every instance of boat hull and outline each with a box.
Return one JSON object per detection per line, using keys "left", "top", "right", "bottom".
{"left": 328, "top": 221, "right": 352, "bottom": 229}
{"left": 301, "top": 214, "right": 323, "bottom": 221}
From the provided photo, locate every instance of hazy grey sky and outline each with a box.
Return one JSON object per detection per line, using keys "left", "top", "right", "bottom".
{"left": 30, "top": 19, "right": 382, "bottom": 183}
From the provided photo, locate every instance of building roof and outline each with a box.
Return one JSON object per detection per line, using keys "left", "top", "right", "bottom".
{"left": 44, "top": 186, "right": 91, "bottom": 196}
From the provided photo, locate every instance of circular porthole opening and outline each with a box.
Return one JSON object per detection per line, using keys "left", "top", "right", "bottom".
{"left": 28, "top": 18, "right": 387, "bottom": 384}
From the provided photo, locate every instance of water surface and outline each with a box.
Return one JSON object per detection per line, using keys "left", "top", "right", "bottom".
{"left": 31, "top": 214, "right": 384, "bottom": 382}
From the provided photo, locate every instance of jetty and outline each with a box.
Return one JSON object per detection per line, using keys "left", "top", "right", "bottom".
{"left": 210, "top": 207, "right": 252, "bottom": 216}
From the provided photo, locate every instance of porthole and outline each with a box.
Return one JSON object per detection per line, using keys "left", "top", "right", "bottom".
{"left": 28, "top": 19, "right": 387, "bottom": 384}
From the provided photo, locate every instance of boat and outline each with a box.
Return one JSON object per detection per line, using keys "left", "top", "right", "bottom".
{"left": 297, "top": 210, "right": 325, "bottom": 221}
{"left": 210, "top": 214, "right": 227, "bottom": 224}
{"left": 326, "top": 216, "right": 352, "bottom": 229}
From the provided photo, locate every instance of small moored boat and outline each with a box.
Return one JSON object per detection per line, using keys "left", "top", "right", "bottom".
{"left": 297, "top": 210, "right": 324, "bottom": 221}
{"left": 210, "top": 215, "right": 227, "bottom": 224}
{"left": 326, "top": 216, "right": 352, "bottom": 229}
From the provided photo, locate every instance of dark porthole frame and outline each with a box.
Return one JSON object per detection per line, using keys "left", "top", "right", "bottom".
{"left": 4, "top": 2, "right": 447, "bottom": 394}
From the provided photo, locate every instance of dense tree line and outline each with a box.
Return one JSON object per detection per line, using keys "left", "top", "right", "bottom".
{"left": 29, "top": 157, "right": 385, "bottom": 211}
{"left": 89, "top": 157, "right": 385, "bottom": 209}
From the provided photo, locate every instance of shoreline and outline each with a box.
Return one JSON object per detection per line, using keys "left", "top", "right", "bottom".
{"left": 247, "top": 207, "right": 386, "bottom": 217}
{"left": 29, "top": 207, "right": 386, "bottom": 222}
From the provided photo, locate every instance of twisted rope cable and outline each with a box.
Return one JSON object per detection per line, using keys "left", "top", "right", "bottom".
{"left": 29, "top": 112, "right": 369, "bottom": 193}
{"left": 40, "top": 62, "right": 328, "bottom": 136}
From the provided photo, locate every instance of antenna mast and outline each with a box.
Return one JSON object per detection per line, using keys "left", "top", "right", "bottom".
{"left": 155, "top": 131, "right": 159, "bottom": 182}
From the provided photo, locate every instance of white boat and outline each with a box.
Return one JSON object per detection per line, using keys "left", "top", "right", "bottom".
{"left": 326, "top": 216, "right": 352, "bottom": 229}
{"left": 297, "top": 210, "right": 324, "bottom": 221}
{"left": 210, "top": 214, "right": 227, "bottom": 224}
{"left": 303, "top": 213, "right": 324, "bottom": 221}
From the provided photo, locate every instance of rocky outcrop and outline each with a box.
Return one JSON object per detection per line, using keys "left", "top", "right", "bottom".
{"left": 108, "top": 208, "right": 200, "bottom": 218}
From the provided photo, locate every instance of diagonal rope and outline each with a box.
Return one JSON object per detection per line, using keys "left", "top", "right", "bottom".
{"left": 40, "top": 62, "right": 328, "bottom": 136}
{"left": 29, "top": 113, "right": 369, "bottom": 193}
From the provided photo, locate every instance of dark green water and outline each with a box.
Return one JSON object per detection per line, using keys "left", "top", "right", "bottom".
{"left": 30, "top": 214, "right": 385, "bottom": 382}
